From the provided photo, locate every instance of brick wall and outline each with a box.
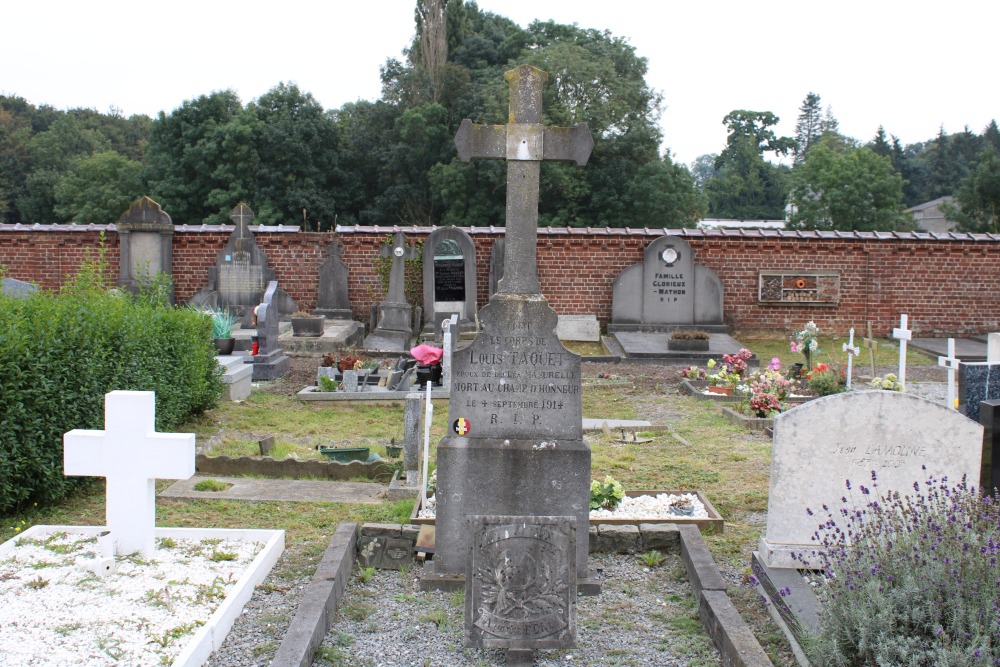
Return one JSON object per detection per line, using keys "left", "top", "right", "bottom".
{"left": 3, "top": 224, "right": 998, "bottom": 337}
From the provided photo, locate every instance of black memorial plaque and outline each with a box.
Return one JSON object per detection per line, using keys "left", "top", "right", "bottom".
{"left": 434, "top": 258, "right": 466, "bottom": 302}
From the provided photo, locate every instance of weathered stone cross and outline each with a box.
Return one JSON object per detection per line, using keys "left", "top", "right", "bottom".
{"left": 230, "top": 202, "right": 255, "bottom": 235}
{"left": 893, "top": 314, "right": 912, "bottom": 390}
{"left": 64, "top": 391, "right": 195, "bottom": 557}
{"left": 454, "top": 64, "right": 594, "bottom": 296}
{"left": 842, "top": 327, "right": 860, "bottom": 389}
{"left": 863, "top": 321, "right": 879, "bottom": 377}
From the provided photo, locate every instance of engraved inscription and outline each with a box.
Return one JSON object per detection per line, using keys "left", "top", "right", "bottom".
{"left": 828, "top": 441, "right": 929, "bottom": 470}
{"left": 218, "top": 263, "right": 265, "bottom": 295}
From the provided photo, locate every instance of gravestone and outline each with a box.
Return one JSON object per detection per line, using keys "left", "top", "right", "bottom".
{"left": 1, "top": 277, "right": 39, "bottom": 298}
{"left": 429, "top": 68, "right": 597, "bottom": 660}
{"left": 63, "top": 391, "right": 195, "bottom": 557}
{"left": 609, "top": 235, "right": 724, "bottom": 330}
{"left": 759, "top": 391, "right": 983, "bottom": 568}
{"left": 465, "top": 515, "right": 576, "bottom": 652}
{"left": 959, "top": 362, "right": 1000, "bottom": 423}
{"left": 422, "top": 226, "right": 478, "bottom": 338}
{"left": 189, "top": 203, "right": 297, "bottom": 319}
{"left": 245, "top": 281, "right": 291, "bottom": 381}
{"left": 363, "top": 231, "right": 419, "bottom": 352}
{"left": 979, "top": 400, "right": 1000, "bottom": 493}
{"left": 441, "top": 314, "right": 458, "bottom": 389}
{"left": 314, "top": 240, "right": 352, "bottom": 320}
{"left": 115, "top": 197, "right": 175, "bottom": 301}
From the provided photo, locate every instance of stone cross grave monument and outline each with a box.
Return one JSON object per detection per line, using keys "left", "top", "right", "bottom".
{"left": 364, "top": 231, "right": 419, "bottom": 352}
{"left": 64, "top": 391, "right": 195, "bottom": 557}
{"left": 430, "top": 64, "right": 595, "bottom": 662}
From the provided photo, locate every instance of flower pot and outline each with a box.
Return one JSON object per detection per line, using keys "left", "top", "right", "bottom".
{"left": 706, "top": 386, "right": 732, "bottom": 396}
{"left": 291, "top": 315, "right": 325, "bottom": 337}
{"left": 385, "top": 445, "right": 403, "bottom": 459}
{"left": 213, "top": 337, "right": 235, "bottom": 355}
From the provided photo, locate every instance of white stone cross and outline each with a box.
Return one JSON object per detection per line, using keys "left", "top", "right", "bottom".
{"left": 892, "top": 314, "right": 912, "bottom": 390}
{"left": 842, "top": 327, "right": 860, "bottom": 389}
{"left": 64, "top": 391, "right": 195, "bottom": 557}
{"left": 938, "top": 338, "right": 960, "bottom": 409}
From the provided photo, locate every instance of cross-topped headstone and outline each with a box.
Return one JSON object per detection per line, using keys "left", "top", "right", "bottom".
{"left": 380, "top": 232, "right": 419, "bottom": 305}
{"left": 230, "top": 202, "right": 255, "bottom": 236}
{"left": 63, "top": 391, "right": 195, "bottom": 557}
{"left": 842, "top": 327, "right": 860, "bottom": 389}
{"left": 315, "top": 240, "right": 353, "bottom": 320}
{"left": 454, "top": 64, "right": 594, "bottom": 296}
{"left": 939, "top": 338, "right": 960, "bottom": 409}
{"left": 893, "top": 314, "right": 912, "bottom": 390}
{"left": 863, "top": 321, "right": 879, "bottom": 377}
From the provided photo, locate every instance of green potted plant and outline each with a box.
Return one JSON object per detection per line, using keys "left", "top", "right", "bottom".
{"left": 291, "top": 310, "right": 325, "bottom": 337}
{"left": 193, "top": 306, "right": 238, "bottom": 355}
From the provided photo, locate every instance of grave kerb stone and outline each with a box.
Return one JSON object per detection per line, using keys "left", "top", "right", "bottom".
{"left": 63, "top": 391, "right": 195, "bottom": 557}
{"left": 760, "top": 390, "right": 982, "bottom": 569}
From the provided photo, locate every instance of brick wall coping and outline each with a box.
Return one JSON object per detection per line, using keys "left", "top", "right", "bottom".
{"left": 0, "top": 223, "right": 302, "bottom": 233}
{"left": 335, "top": 224, "right": 1000, "bottom": 243}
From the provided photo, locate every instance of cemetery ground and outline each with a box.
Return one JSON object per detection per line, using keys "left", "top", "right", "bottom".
{"left": 0, "top": 338, "right": 942, "bottom": 666}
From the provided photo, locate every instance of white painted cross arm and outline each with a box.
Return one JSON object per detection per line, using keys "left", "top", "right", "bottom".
{"left": 64, "top": 391, "right": 195, "bottom": 558}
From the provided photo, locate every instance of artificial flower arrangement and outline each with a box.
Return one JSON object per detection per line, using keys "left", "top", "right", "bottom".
{"left": 806, "top": 362, "right": 847, "bottom": 396}
{"left": 870, "top": 373, "right": 903, "bottom": 391}
{"left": 734, "top": 360, "right": 797, "bottom": 417}
{"left": 790, "top": 320, "right": 820, "bottom": 370}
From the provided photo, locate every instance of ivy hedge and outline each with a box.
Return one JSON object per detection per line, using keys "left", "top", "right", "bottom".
{"left": 0, "top": 265, "right": 223, "bottom": 514}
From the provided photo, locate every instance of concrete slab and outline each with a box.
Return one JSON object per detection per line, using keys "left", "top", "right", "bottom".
{"left": 280, "top": 319, "right": 365, "bottom": 355}
{"left": 581, "top": 418, "right": 652, "bottom": 431}
{"left": 910, "top": 336, "right": 988, "bottom": 362}
{"left": 612, "top": 332, "right": 757, "bottom": 364}
{"left": 160, "top": 476, "right": 385, "bottom": 504}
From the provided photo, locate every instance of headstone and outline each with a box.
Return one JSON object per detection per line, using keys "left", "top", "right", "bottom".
{"left": 988, "top": 332, "right": 1000, "bottom": 364}
{"left": 609, "top": 235, "right": 724, "bottom": 329}
{"left": 938, "top": 338, "right": 960, "bottom": 409}
{"left": 488, "top": 239, "right": 505, "bottom": 298}
{"left": 357, "top": 535, "right": 414, "bottom": 571}
{"left": 189, "top": 203, "right": 297, "bottom": 319}
{"left": 465, "top": 515, "right": 576, "bottom": 653}
{"left": 258, "top": 436, "right": 275, "bottom": 457}
{"left": 555, "top": 314, "right": 601, "bottom": 343}
{"left": 892, "top": 314, "right": 912, "bottom": 389}
{"left": 1, "top": 277, "right": 39, "bottom": 298}
{"left": 404, "top": 393, "right": 422, "bottom": 486}
{"left": 342, "top": 370, "right": 359, "bottom": 393}
{"left": 759, "top": 391, "right": 983, "bottom": 568}
{"left": 363, "top": 232, "right": 419, "bottom": 352}
{"left": 314, "top": 240, "right": 352, "bottom": 320}
{"left": 115, "top": 197, "right": 175, "bottom": 301}
{"left": 434, "top": 65, "right": 595, "bottom": 609}
{"left": 842, "top": 327, "right": 859, "bottom": 389}
{"left": 63, "top": 391, "right": 196, "bottom": 557}
{"left": 422, "top": 227, "right": 478, "bottom": 336}
{"left": 245, "top": 281, "right": 291, "bottom": 381}
{"left": 979, "top": 400, "right": 1000, "bottom": 493}
{"left": 959, "top": 362, "right": 1000, "bottom": 423}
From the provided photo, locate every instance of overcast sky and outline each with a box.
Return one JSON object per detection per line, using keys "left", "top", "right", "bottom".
{"left": 4, "top": 1, "right": 997, "bottom": 166}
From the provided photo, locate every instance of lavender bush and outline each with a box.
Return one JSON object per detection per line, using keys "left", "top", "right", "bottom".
{"left": 797, "top": 470, "right": 999, "bottom": 665}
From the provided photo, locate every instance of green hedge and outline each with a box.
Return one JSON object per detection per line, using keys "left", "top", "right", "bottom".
{"left": 0, "top": 279, "right": 223, "bottom": 514}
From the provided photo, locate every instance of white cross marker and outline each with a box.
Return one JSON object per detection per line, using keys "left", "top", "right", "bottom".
{"left": 938, "top": 338, "right": 960, "bottom": 409}
{"left": 842, "top": 328, "right": 860, "bottom": 389}
{"left": 64, "top": 391, "right": 195, "bottom": 557}
{"left": 892, "top": 314, "right": 912, "bottom": 391}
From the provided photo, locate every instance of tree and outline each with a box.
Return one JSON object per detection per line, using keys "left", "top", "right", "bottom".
{"left": 944, "top": 147, "right": 1000, "bottom": 233}
{"left": 787, "top": 140, "right": 908, "bottom": 231}
{"left": 794, "top": 93, "right": 822, "bottom": 164}
{"left": 870, "top": 126, "right": 891, "bottom": 158}
{"left": 623, "top": 153, "right": 706, "bottom": 227}
{"left": 53, "top": 151, "right": 143, "bottom": 224}
{"left": 689, "top": 154, "right": 719, "bottom": 191}
{"left": 707, "top": 110, "right": 794, "bottom": 219}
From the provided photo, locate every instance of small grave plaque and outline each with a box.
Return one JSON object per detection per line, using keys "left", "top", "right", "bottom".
{"left": 381, "top": 538, "right": 414, "bottom": 570}
{"left": 466, "top": 515, "right": 576, "bottom": 650}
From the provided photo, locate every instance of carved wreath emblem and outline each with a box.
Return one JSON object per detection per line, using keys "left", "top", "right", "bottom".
{"left": 478, "top": 548, "right": 568, "bottom": 620}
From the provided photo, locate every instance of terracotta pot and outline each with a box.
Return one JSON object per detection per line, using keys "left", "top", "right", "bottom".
{"left": 706, "top": 385, "right": 732, "bottom": 396}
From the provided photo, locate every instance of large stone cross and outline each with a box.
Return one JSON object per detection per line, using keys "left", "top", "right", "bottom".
{"left": 230, "top": 202, "right": 255, "bottom": 235}
{"left": 63, "top": 391, "right": 195, "bottom": 557}
{"left": 454, "top": 64, "right": 594, "bottom": 296}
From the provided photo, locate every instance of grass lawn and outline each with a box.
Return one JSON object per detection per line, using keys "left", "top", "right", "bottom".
{"left": 737, "top": 334, "right": 935, "bottom": 371}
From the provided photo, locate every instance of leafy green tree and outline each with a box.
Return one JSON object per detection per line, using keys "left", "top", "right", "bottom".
{"left": 623, "top": 154, "right": 706, "bottom": 227}
{"left": 944, "top": 148, "right": 1000, "bottom": 233}
{"left": 53, "top": 151, "right": 143, "bottom": 224}
{"left": 870, "top": 126, "right": 891, "bottom": 158}
{"left": 689, "top": 154, "right": 719, "bottom": 191}
{"left": 707, "top": 110, "right": 793, "bottom": 219}
{"left": 787, "top": 139, "right": 908, "bottom": 231}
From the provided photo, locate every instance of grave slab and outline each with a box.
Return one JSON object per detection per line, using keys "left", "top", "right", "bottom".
{"left": 910, "top": 336, "right": 988, "bottom": 362}
{"left": 1, "top": 277, "right": 39, "bottom": 298}
{"left": 613, "top": 331, "right": 756, "bottom": 363}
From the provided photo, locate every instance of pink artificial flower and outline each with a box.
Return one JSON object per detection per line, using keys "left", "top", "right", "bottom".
{"left": 768, "top": 357, "right": 781, "bottom": 371}
{"left": 789, "top": 341, "right": 799, "bottom": 353}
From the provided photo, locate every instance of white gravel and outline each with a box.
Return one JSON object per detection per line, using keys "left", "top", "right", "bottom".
{"left": 0, "top": 532, "right": 264, "bottom": 666}
{"left": 420, "top": 493, "right": 708, "bottom": 520}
